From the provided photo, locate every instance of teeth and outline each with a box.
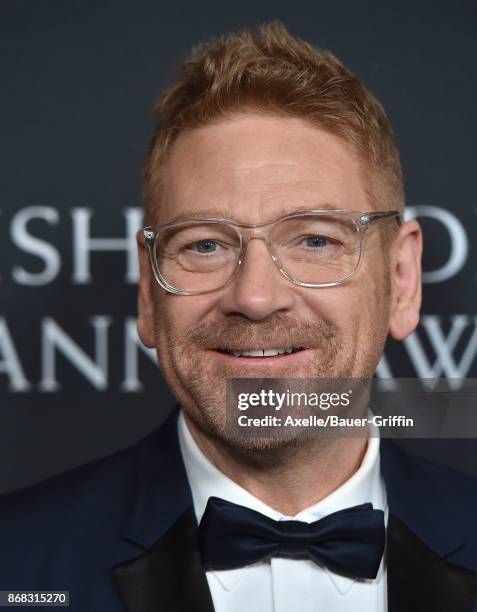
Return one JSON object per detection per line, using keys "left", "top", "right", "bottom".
{"left": 230, "top": 347, "right": 298, "bottom": 357}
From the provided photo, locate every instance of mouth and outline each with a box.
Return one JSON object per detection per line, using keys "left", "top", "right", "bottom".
{"left": 214, "top": 346, "right": 306, "bottom": 358}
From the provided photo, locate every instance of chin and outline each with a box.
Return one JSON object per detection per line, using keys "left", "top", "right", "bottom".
{"left": 195, "top": 407, "right": 314, "bottom": 456}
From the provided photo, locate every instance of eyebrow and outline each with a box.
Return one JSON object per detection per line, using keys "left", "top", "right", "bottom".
{"left": 162, "top": 202, "right": 341, "bottom": 225}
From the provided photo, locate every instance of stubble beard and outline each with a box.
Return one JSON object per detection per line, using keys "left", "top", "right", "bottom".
{"left": 153, "top": 310, "right": 383, "bottom": 465}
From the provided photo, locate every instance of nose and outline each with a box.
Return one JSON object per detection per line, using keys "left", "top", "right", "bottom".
{"left": 218, "top": 238, "right": 296, "bottom": 320}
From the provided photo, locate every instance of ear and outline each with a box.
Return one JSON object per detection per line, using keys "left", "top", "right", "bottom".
{"left": 136, "top": 229, "right": 157, "bottom": 348}
{"left": 388, "top": 219, "right": 423, "bottom": 340}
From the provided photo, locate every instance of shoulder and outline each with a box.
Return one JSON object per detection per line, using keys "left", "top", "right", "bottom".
{"left": 0, "top": 445, "right": 131, "bottom": 562}
{"left": 0, "top": 423, "right": 165, "bottom": 588}
{"left": 0, "top": 435, "right": 136, "bottom": 522}
{"left": 381, "top": 439, "right": 477, "bottom": 570}
{"left": 381, "top": 438, "right": 477, "bottom": 508}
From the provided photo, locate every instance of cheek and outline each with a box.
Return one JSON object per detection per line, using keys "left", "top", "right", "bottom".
{"left": 303, "top": 283, "right": 381, "bottom": 357}
{"left": 154, "top": 293, "right": 217, "bottom": 338}
{"left": 303, "top": 288, "right": 360, "bottom": 332}
{"left": 354, "top": 271, "right": 392, "bottom": 352}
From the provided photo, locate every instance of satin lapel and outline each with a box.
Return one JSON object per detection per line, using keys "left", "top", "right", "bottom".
{"left": 387, "top": 512, "right": 477, "bottom": 612}
{"left": 112, "top": 507, "right": 214, "bottom": 612}
{"left": 111, "top": 406, "right": 214, "bottom": 612}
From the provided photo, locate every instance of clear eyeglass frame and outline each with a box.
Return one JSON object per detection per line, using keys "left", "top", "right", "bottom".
{"left": 143, "top": 209, "right": 403, "bottom": 295}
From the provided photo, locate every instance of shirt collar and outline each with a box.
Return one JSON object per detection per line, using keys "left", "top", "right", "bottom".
{"left": 178, "top": 409, "right": 386, "bottom": 593}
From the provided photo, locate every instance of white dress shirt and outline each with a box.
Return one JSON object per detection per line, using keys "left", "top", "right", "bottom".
{"left": 178, "top": 410, "right": 388, "bottom": 612}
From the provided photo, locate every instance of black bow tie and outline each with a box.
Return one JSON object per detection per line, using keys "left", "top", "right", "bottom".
{"left": 197, "top": 496, "right": 385, "bottom": 580}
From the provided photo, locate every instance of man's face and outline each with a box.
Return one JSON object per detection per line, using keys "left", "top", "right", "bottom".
{"left": 138, "top": 113, "right": 401, "bottom": 448}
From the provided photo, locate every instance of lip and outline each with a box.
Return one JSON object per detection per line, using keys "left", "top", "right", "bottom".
{"left": 207, "top": 348, "right": 313, "bottom": 370}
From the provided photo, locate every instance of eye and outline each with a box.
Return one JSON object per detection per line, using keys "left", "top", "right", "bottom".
{"left": 189, "top": 240, "right": 220, "bottom": 253}
{"left": 302, "top": 235, "right": 330, "bottom": 248}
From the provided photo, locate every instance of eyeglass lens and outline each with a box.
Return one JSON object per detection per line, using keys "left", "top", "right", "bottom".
{"left": 154, "top": 214, "right": 361, "bottom": 292}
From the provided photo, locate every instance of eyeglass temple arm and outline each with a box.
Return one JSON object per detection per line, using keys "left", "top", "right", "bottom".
{"left": 363, "top": 211, "right": 403, "bottom": 226}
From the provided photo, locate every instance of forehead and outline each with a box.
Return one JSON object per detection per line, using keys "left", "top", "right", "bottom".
{"left": 158, "top": 113, "right": 368, "bottom": 225}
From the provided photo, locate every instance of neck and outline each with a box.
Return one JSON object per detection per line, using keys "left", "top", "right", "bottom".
{"left": 183, "top": 411, "right": 368, "bottom": 516}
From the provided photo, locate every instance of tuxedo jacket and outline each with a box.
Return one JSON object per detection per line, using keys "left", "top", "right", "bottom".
{"left": 1, "top": 406, "right": 477, "bottom": 612}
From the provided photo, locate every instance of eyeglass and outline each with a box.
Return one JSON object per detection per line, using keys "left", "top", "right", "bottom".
{"left": 143, "top": 209, "right": 402, "bottom": 295}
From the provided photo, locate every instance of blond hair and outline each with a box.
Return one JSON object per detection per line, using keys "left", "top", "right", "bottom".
{"left": 143, "top": 21, "right": 404, "bottom": 224}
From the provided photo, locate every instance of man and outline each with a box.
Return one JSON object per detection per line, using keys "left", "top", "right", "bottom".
{"left": 1, "top": 21, "right": 477, "bottom": 612}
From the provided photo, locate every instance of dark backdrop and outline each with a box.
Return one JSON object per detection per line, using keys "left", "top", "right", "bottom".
{"left": 1, "top": 0, "right": 476, "bottom": 494}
